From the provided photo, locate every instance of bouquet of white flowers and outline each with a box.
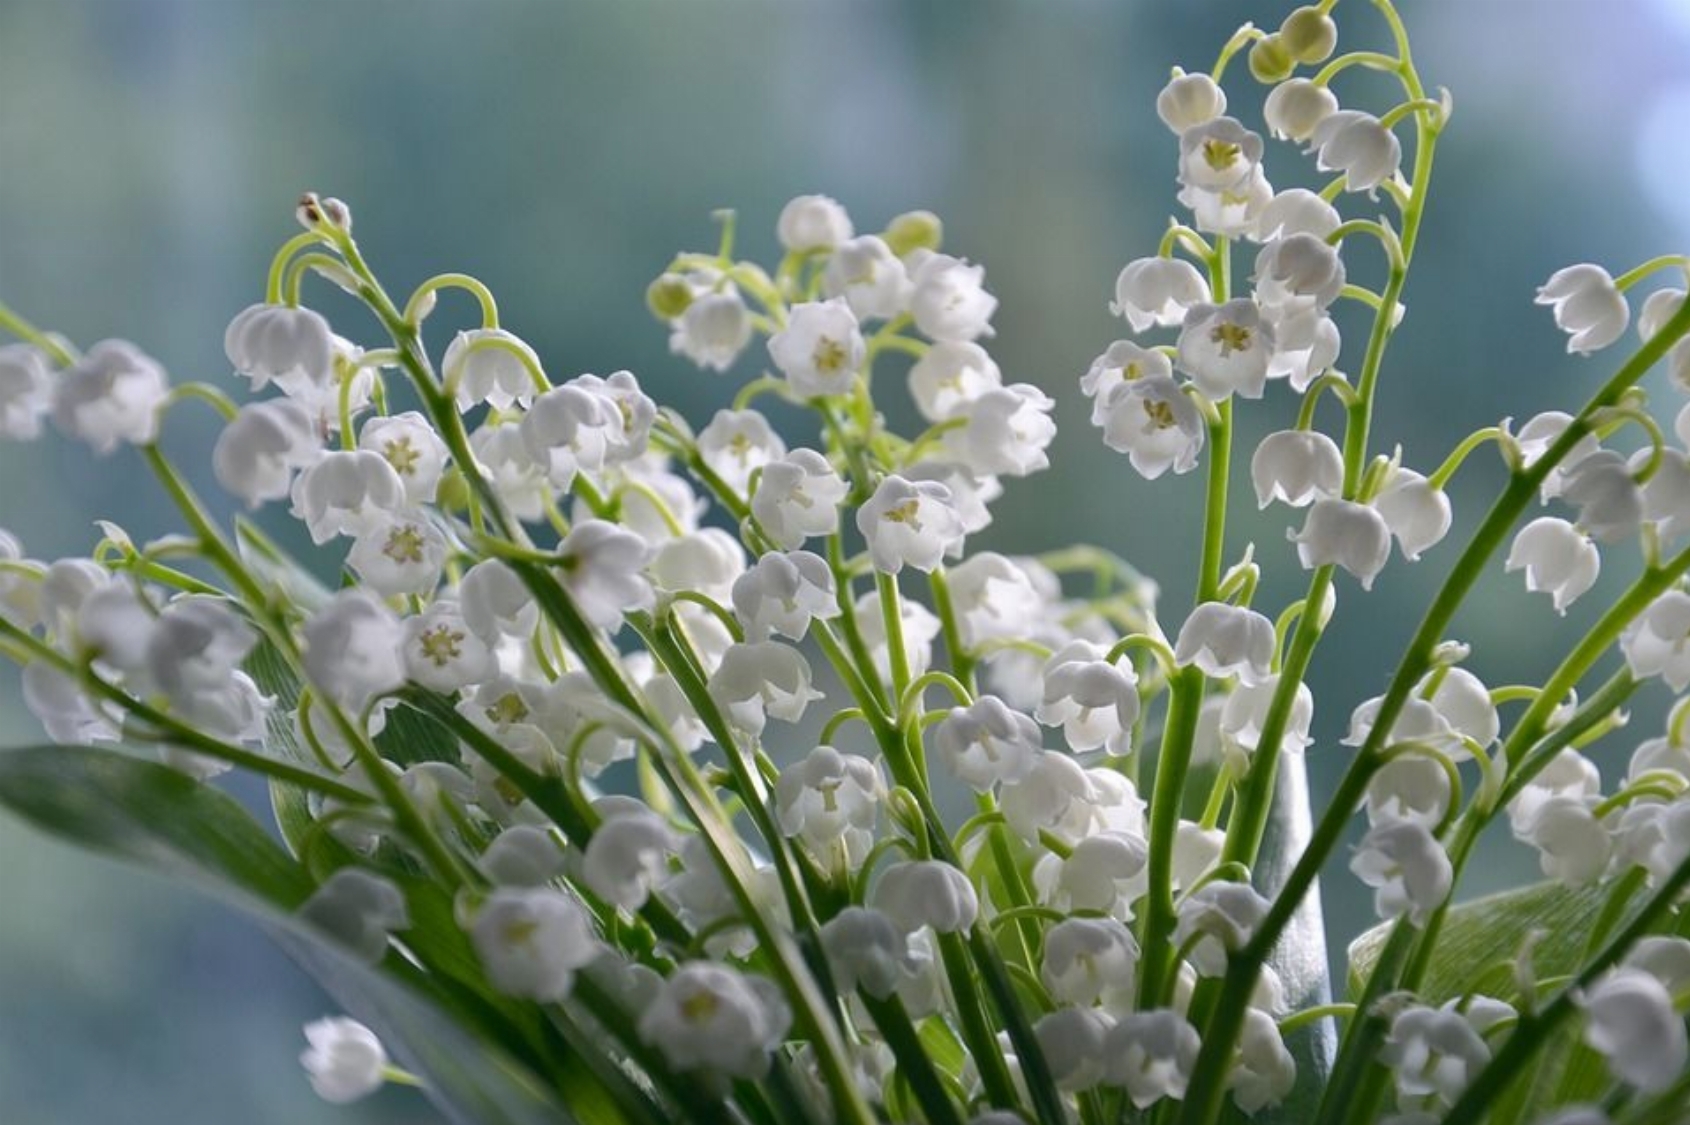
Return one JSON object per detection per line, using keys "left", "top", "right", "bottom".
{"left": 2, "top": 3, "right": 1688, "bottom": 1123}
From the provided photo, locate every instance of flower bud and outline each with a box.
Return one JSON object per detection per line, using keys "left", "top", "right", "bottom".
{"left": 883, "top": 209, "right": 942, "bottom": 257}
{"left": 1248, "top": 34, "right": 1296, "bottom": 84}
{"left": 1156, "top": 70, "right": 1227, "bottom": 134}
{"left": 1280, "top": 7, "right": 1337, "bottom": 64}
{"left": 300, "top": 1017, "right": 387, "bottom": 1104}
{"left": 647, "top": 273, "right": 695, "bottom": 320}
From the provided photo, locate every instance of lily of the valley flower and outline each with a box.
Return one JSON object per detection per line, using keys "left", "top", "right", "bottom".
{"left": 1111, "top": 256, "right": 1212, "bottom": 332}
{"left": 1506, "top": 517, "right": 1600, "bottom": 613}
{"left": 1536, "top": 264, "right": 1630, "bottom": 356}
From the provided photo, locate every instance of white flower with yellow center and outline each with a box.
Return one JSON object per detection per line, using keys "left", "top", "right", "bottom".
{"left": 768, "top": 298, "right": 866, "bottom": 398}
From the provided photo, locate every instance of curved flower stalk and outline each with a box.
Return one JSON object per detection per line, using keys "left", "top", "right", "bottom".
{"left": 2, "top": 3, "right": 1690, "bottom": 1125}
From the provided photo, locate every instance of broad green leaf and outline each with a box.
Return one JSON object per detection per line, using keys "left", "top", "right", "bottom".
{"left": 1347, "top": 878, "right": 1649, "bottom": 1122}
{"left": 0, "top": 745, "right": 590, "bottom": 1125}
{"left": 1346, "top": 880, "right": 1619, "bottom": 1004}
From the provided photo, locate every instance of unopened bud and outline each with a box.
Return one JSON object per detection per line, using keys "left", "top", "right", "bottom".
{"left": 646, "top": 273, "right": 693, "bottom": 321}
{"left": 1248, "top": 34, "right": 1296, "bottom": 84}
{"left": 1280, "top": 7, "right": 1337, "bottom": 65}
{"left": 884, "top": 210, "right": 942, "bottom": 258}
{"left": 435, "top": 468, "right": 471, "bottom": 513}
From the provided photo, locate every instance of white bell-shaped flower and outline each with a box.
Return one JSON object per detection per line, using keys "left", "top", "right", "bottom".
{"left": 1156, "top": 70, "right": 1226, "bottom": 133}
{"left": 519, "top": 384, "right": 617, "bottom": 489}
{"left": 910, "top": 254, "right": 998, "bottom": 342}
{"left": 1374, "top": 466, "right": 1452, "bottom": 560}
{"left": 1560, "top": 449, "right": 1642, "bottom": 543}
{"left": 1252, "top": 429, "right": 1343, "bottom": 508}
{"left": 1380, "top": 1005, "right": 1490, "bottom": 1108}
{"left": 1506, "top": 517, "right": 1600, "bottom": 613}
{"left": 768, "top": 298, "right": 866, "bottom": 399}
{"left": 1306, "top": 110, "right": 1401, "bottom": 195}
{"left": 1291, "top": 497, "right": 1392, "bottom": 589}
{"left": 401, "top": 600, "right": 495, "bottom": 693}
{"left": 857, "top": 474, "right": 967, "bottom": 574}
{"left": 1424, "top": 666, "right": 1500, "bottom": 751}
{"left": 671, "top": 288, "right": 754, "bottom": 373}
{"left": 1174, "top": 602, "right": 1275, "bottom": 686}
{"left": 22, "top": 660, "right": 119, "bottom": 744}
{"left": 1255, "top": 187, "right": 1343, "bottom": 243}
{"left": 1183, "top": 166, "right": 1275, "bottom": 241}
{"left": 820, "top": 907, "right": 917, "bottom": 999}
{"left": 697, "top": 408, "right": 786, "bottom": 494}
{"left": 1001, "top": 750, "right": 1098, "bottom": 844}
{"left": 458, "top": 558, "right": 540, "bottom": 644}
{"left": 1042, "top": 916, "right": 1139, "bottom": 1007}
{"left": 649, "top": 528, "right": 745, "bottom": 604}
{"left": 1517, "top": 795, "right": 1611, "bottom": 886}
{"left": 943, "top": 552, "right": 1046, "bottom": 647}
{"left": 823, "top": 235, "right": 912, "bottom": 321}
{"left": 1253, "top": 233, "right": 1345, "bottom": 314}
{"left": 1037, "top": 1007, "right": 1113, "bottom": 1091}
{"left": 873, "top": 860, "right": 979, "bottom": 934}
{"left": 911, "top": 340, "right": 1003, "bottom": 423}
{"left": 290, "top": 450, "right": 406, "bottom": 544}
{"left": 1174, "top": 880, "right": 1269, "bottom": 976}
{"left": 1515, "top": 411, "right": 1601, "bottom": 501}
{"left": 749, "top": 448, "right": 846, "bottom": 549}
{"left": 1097, "top": 375, "right": 1208, "bottom": 479}
{"left": 51, "top": 339, "right": 169, "bottom": 454}
{"left": 1622, "top": 590, "right": 1690, "bottom": 691}
{"left": 1639, "top": 447, "right": 1690, "bottom": 542}
{"left": 478, "top": 824, "right": 567, "bottom": 887}
{"left": 775, "top": 745, "right": 883, "bottom": 866}
{"left": 1219, "top": 673, "right": 1314, "bottom": 760}
{"left": 1578, "top": 968, "right": 1688, "bottom": 1093}
{"left": 1033, "top": 830, "right": 1149, "bottom": 918}
{"left": 1177, "top": 117, "right": 1264, "bottom": 193}
{"left": 1176, "top": 299, "right": 1276, "bottom": 400}
{"left": 940, "top": 383, "right": 1056, "bottom": 478}
{"left": 144, "top": 597, "right": 258, "bottom": 703}
{"left": 1232, "top": 1007, "right": 1297, "bottom": 1112}
{"left": 1036, "top": 639, "right": 1141, "bottom": 755}
{"left": 853, "top": 588, "right": 941, "bottom": 683}
{"left": 1351, "top": 817, "right": 1452, "bottom": 927}
{"left": 777, "top": 194, "right": 852, "bottom": 251}
{"left": 1263, "top": 78, "right": 1338, "bottom": 142}
{"left": 300, "top": 1017, "right": 388, "bottom": 1104}
{"left": 298, "top": 867, "right": 410, "bottom": 964}
{"left": 1639, "top": 287, "right": 1690, "bottom": 388}
{"left": 0, "top": 343, "right": 52, "bottom": 439}
{"left": 932, "top": 694, "right": 1043, "bottom": 792}
{"left": 582, "top": 803, "right": 678, "bottom": 911}
{"left": 357, "top": 412, "right": 448, "bottom": 505}
{"left": 302, "top": 590, "right": 406, "bottom": 711}
{"left": 468, "top": 887, "right": 599, "bottom": 1002}
{"left": 1508, "top": 748, "right": 1602, "bottom": 836}
{"left": 347, "top": 510, "right": 447, "bottom": 597}
{"left": 708, "top": 641, "right": 823, "bottom": 734}
{"left": 1625, "top": 936, "right": 1690, "bottom": 994}
{"left": 1104, "top": 1009, "right": 1201, "bottom": 1107}
{"left": 558, "top": 520, "right": 655, "bottom": 632}
{"left": 638, "top": 962, "right": 792, "bottom": 1079}
{"left": 468, "top": 420, "right": 547, "bottom": 523}
{"left": 214, "top": 399, "right": 321, "bottom": 509}
{"left": 731, "top": 550, "right": 837, "bottom": 641}
{"left": 225, "top": 302, "right": 335, "bottom": 394}
{"left": 1111, "top": 257, "right": 1212, "bottom": 332}
{"left": 444, "top": 328, "right": 542, "bottom": 412}
{"left": 1080, "top": 340, "right": 1173, "bottom": 419}
{"left": 1536, "top": 264, "right": 1630, "bottom": 355}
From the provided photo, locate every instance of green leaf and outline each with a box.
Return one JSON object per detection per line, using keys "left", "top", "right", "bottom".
{"left": 1346, "top": 880, "right": 1620, "bottom": 1005}
{"left": 0, "top": 744, "right": 588, "bottom": 1125}
{"left": 1347, "top": 878, "right": 1649, "bottom": 1122}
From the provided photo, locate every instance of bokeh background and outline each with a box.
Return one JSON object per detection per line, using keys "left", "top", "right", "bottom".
{"left": 2, "top": 0, "right": 1689, "bottom": 1120}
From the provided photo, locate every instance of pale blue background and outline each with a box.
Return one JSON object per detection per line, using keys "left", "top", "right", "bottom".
{"left": 2, "top": 1, "right": 1689, "bottom": 1120}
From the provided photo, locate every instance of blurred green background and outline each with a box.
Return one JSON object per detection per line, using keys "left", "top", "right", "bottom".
{"left": 2, "top": 0, "right": 1689, "bottom": 1120}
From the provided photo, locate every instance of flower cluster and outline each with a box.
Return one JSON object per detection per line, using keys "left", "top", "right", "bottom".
{"left": 1, "top": 4, "right": 1689, "bottom": 1125}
